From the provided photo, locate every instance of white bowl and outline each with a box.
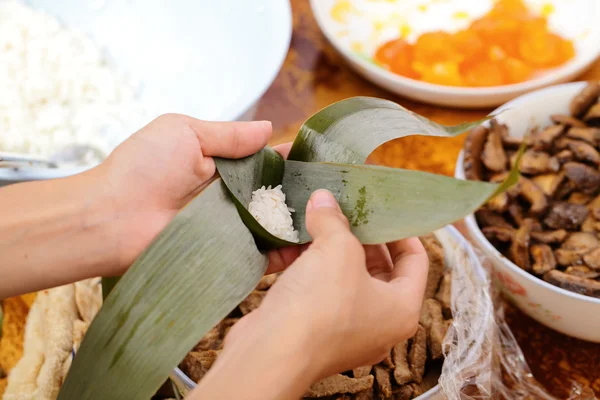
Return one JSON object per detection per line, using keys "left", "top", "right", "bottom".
{"left": 0, "top": 0, "right": 292, "bottom": 185}
{"left": 170, "top": 225, "right": 487, "bottom": 400}
{"left": 309, "top": 0, "right": 600, "bottom": 108}
{"left": 455, "top": 81, "right": 600, "bottom": 342}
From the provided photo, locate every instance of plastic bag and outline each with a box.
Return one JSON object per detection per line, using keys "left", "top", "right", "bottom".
{"left": 437, "top": 229, "right": 597, "bottom": 400}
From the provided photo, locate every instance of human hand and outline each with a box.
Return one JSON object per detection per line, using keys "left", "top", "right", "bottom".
{"left": 226, "top": 189, "right": 429, "bottom": 381}
{"left": 96, "top": 114, "right": 273, "bottom": 275}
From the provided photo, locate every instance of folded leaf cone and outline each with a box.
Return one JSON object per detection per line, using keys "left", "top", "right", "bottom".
{"left": 59, "top": 97, "right": 518, "bottom": 399}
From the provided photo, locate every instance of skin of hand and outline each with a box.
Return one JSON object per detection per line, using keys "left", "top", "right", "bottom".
{"left": 0, "top": 114, "right": 276, "bottom": 298}
{"left": 192, "top": 189, "right": 429, "bottom": 400}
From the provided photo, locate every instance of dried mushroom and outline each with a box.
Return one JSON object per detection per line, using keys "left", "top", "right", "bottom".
{"left": 566, "top": 140, "right": 600, "bottom": 166}
{"left": 482, "top": 226, "right": 514, "bottom": 242}
{"left": 532, "top": 172, "right": 564, "bottom": 197}
{"left": 518, "top": 177, "right": 548, "bottom": 214}
{"left": 533, "top": 124, "right": 564, "bottom": 150}
{"left": 551, "top": 114, "right": 587, "bottom": 128}
{"left": 544, "top": 202, "right": 588, "bottom": 230}
{"left": 181, "top": 235, "right": 455, "bottom": 399}
{"left": 463, "top": 125, "right": 488, "bottom": 181}
{"left": 566, "top": 127, "right": 600, "bottom": 145}
{"left": 584, "top": 103, "right": 600, "bottom": 125}
{"left": 569, "top": 81, "right": 600, "bottom": 117}
{"left": 466, "top": 82, "right": 600, "bottom": 298}
{"left": 530, "top": 229, "right": 568, "bottom": 244}
{"left": 482, "top": 128, "right": 508, "bottom": 172}
{"left": 509, "top": 219, "right": 534, "bottom": 270}
{"left": 544, "top": 270, "right": 600, "bottom": 298}
{"left": 555, "top": 149, "right": 574, "bottom": 164}
{"left": 564, "top": 266, "right": 600, "bottom": 279}
{"left": 530, "top": 244, "right": 556, "bottom": 275}
{"left": 563, "top": 162, "right": 600, "bottom": 195}
{"left": 567, "top": 192, "right": 592, "bottom": 205}
{"left": 519, "top": 150, "right": 559, "bottom": 174}
{"left": 583, "top": 248, "right": 600, "bottom": 270}
{"left": 476, "top": 208, "right": 513, "bottom": 229}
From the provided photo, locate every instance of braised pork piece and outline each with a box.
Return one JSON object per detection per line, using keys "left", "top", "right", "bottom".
{"left": 464, "top": 82, "right": 600, "bottom": 299}
{"left": 180, "top": 235, "right": 454, "bottom": 399}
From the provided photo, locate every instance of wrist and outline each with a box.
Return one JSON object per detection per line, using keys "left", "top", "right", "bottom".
{"left": 192, "top": 310, "right": 320, "bottom": 400}
{"left": 0, "top": 166, "right": 122, "bottom": 297}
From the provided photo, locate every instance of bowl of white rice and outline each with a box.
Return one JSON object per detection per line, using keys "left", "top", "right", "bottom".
{"left": 0, "top": 0, "right": 292, "bottom": 185}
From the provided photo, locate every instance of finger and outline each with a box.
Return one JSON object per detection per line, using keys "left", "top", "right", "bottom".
{"left": 273, "top": 142, "right": 293, "bottom": 159}
{"left": 387, "top": 238, "right": 429, "bottom": 292}
{"left": 266, "top": 245, "right": 308, "bottom": 274}
{"left": 305, "top": 189, "right": 351, "bottom": 240}
{"left": 188, "top": 118, "right": 272, "bottom": 158}
{"left": 364, "top": 244, "right": 393, "bottom": 281}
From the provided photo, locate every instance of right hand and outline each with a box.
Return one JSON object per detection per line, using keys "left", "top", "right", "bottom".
{"left": 228, "top": 189, "right": 430, "bottom": 379}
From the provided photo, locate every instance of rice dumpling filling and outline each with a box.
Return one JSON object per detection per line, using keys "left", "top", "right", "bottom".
{"left": 248, "top": 185, "right": 299, "bottom": 243}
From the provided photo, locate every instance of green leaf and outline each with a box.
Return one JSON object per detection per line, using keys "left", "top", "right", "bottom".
{"left": 101, "top": 277, "right": 120, "bottom": 301}
{"left": 58, "top": 180, "right": 268, "bottom": 400}
{"left": 216, "top": 97, "right": 497, "bottom": 248}
{"left": 282, "top": 161, "right": 500, "bottom": 243}
{"left": 288, "top": 96, "right": 487, "bottom": 163}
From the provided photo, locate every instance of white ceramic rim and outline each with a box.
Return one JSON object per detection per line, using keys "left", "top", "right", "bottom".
{"left": 0, "top": 1, "right": 293, "bottom": 183}
{"left": 219, "top": 0, "right": 292, "bottom": 122}
{"left": 454, "top": 80, "right": 600, "bottom": 305}
{"left": 308, "top": 0, "right": 600, "bottom": 97}
{"left": 170, "top": 224, "right": 489, "bottom": 398}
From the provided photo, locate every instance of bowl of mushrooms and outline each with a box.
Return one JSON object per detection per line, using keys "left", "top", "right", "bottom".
{"left": 456, "top": 81, "right": 600, "bottom": 342}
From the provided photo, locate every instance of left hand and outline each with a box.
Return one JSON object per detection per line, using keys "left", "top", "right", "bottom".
{"left": 96, "top": 114, "right": 273, "bottom": 275}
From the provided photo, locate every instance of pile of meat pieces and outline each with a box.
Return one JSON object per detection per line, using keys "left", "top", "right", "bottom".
{"left": 180, "top": 234, "right": 453, "bottom": 400}
{"left": 464, "top": 81, "right": 600, "bottom": 298}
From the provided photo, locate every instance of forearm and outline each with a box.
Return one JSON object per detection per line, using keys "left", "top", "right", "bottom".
{"left": 0, "top": 168, "right": 121, "bottom": 298}
{"left": 190, "top": 316, "right": 318, "bottom": 400}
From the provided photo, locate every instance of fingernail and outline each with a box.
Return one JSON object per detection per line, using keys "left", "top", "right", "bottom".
{"left": 309, "top": 189, "right": 338, "bottom": 209}
{"left": 250, "top": 120, "right": 272, "bottom": 131}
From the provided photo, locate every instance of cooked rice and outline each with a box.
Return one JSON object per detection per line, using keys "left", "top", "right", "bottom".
{"left": 248, "top": 185, "right": 299, "bottom": 243}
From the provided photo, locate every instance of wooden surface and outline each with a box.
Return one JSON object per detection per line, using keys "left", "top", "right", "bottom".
{"left": 1, "top": 0, "right": 600, "bottom": 397}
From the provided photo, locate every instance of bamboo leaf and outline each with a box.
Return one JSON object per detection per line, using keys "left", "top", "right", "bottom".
{"left": 58, "top": 180, "right": 268, "bottom": 400}
{"left": 217, "top": 97, "right": 496, "bottom": 248}
{"left": 282, "top": 161, "right": 501, "bottom": 243}
{"left": 101, "top": 277, "right": 120, "bottom": 300}
{"left": 288, "top": 96, "right": 488, "bottom": 163}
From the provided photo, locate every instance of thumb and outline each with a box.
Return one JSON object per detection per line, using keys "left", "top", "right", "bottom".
{"left": 305, "top": 189, "right": 351, "bottom": 240}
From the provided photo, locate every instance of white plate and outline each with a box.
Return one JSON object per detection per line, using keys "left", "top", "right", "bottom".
{"left": 455, "top": 81, "right": 600, "bottom": 342}
{"left": 0, "top": 0, "right": 292, "bottom": 184}
{"left": 309, "top": 0, "right": 600, "bottom": 108}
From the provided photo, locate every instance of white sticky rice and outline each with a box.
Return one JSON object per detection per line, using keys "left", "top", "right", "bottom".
{"left": 248, "top": 185, "right": 299, "bottom": 243}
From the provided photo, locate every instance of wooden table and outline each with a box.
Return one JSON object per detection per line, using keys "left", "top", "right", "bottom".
{"left": 1, "top": 0, "right": 600, "bottom": 397}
